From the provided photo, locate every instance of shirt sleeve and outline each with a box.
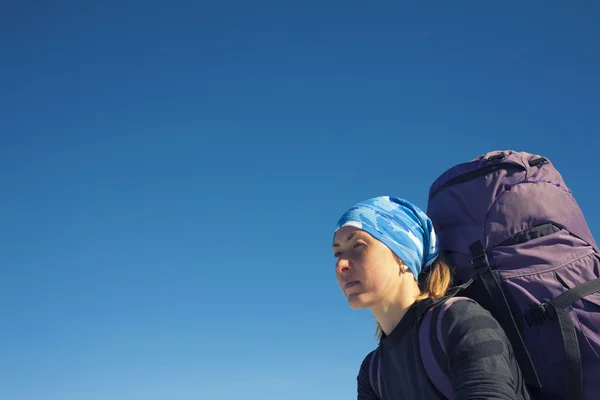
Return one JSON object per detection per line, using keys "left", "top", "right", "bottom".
{"left": 357, "top": 350, "right": 380, "bottom": 400}
{"left": 441, "top": 299, "right": 523, "bottom": 400}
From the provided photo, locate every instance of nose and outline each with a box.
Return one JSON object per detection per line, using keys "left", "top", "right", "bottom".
{"left": 336, "top": 257, "right": 350, "bottom": 274}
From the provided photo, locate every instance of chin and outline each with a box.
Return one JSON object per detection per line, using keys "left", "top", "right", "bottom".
{"left": 347, "top": 293, "right": 372, "bottom": 310}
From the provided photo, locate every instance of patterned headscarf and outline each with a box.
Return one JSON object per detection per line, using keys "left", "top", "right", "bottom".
{"left": 334, "top": 196, "right": 439, "bottom": 277}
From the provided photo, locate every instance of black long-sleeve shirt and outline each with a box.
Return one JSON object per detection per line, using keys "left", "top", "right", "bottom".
{"left": 357, "top": 298, "right": 531, "bottom": 400}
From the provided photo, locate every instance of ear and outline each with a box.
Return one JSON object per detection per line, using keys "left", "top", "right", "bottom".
{"left": 391, "top": 253, "right": 408, "bottom": 274}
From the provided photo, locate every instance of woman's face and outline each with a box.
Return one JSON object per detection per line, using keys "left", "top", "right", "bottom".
{"left": 332, "top": 226, "right": 401, "bottom": 309}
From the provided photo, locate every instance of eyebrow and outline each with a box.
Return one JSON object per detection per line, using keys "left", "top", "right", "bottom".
{"left": 332, "top": 232, "right": 356, "bottom": 248}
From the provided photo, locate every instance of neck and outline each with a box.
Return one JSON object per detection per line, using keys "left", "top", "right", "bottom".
{"left": 371, "top": 279, "right": 420, "bottom": 336}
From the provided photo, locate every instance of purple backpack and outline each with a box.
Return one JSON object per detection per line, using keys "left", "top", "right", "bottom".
{"left": 424, "top": 150, "right": 600, "bottom": 400}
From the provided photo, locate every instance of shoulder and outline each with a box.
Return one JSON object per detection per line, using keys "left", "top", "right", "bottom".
{"left": 357, "top": 348, "right": 379, "bottom": 388}
{"left": 359, "top": 348, "right": 379, "bottom": 374}
{"left": 433, "top": 298, "right": 527, "bottom": 399}
{"left": 437, "top": 297, "right": 510, "bottom": 357}
{"left": 357, "top": 348, "right": 381, "bottom": 399}
{"left": 439, "top": 296, "right": 500, "bottom": 330}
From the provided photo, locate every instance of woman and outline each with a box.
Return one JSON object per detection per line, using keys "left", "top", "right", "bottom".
{"left": 333, "top": 196, "right": 530, "bottom": 400}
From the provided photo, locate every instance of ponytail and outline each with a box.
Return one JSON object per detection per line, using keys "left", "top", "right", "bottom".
{"left": 415, "top": 254, "right": 453, "bottom": 300}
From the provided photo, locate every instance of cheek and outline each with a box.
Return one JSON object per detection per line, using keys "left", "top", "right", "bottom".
{"left": 363, "top": 260, "right": 394, "bottom": 291}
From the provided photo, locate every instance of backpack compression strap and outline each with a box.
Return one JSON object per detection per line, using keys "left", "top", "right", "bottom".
{"left": 524, "top": 267, "right": 600, "bottom": 400}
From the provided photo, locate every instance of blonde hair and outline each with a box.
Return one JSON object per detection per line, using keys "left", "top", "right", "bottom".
{"left": 374, "top": 254, "right": 453, "bottom": 339}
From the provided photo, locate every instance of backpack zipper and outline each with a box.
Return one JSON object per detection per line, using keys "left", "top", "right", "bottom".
{"left": 429, "top": 162, "right": 526, "bottom": 200}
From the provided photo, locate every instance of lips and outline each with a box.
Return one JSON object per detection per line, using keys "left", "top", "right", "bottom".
{"left": 344, "top": 281, "right": 360, "bottom": 290}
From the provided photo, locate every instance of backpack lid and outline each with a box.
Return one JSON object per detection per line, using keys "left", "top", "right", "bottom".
{"left": 429, "top": 150, "right": 531, "bottom": 201}
{"left": 427, "top": 150, "right": 598, "bottom": 258}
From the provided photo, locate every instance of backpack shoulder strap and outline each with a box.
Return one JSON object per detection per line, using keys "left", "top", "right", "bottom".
{"left": 368, "top": 347, "right": 382, "bottom": 399}
{"left": 418, "top": 297, "right": 473, "bottom": 399}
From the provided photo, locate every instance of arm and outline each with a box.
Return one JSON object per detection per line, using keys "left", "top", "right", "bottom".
{"left": 442, "top": 300, "right": 522, "bottom": 400}
{"left": 357, "top": 350, "right": 380, "bottom": 400}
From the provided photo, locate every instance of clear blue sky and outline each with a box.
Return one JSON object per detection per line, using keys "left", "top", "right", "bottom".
{"left": 1, "top": 2, "right": 599, "bottom": 399}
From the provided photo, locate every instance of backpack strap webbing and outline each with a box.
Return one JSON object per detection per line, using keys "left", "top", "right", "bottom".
{"left": 524, "top": 274, "right": 600, "bottom": 400}
{"left": 469, "top": 241, "right": 541, "bottom": 389}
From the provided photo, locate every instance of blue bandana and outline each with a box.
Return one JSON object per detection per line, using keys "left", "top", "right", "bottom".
{"left": 334, "top": 196, "right": 439, "bottom": 277}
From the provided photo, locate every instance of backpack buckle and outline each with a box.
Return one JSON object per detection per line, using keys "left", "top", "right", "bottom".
{"left": 525, "top": 303, "right": 556, "bottom": 327}
{"left": 469, "top": 241, "right": 490, "bottom": 271}
{"left": 470, "top": 252, "right": 489, "bottom": 271}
